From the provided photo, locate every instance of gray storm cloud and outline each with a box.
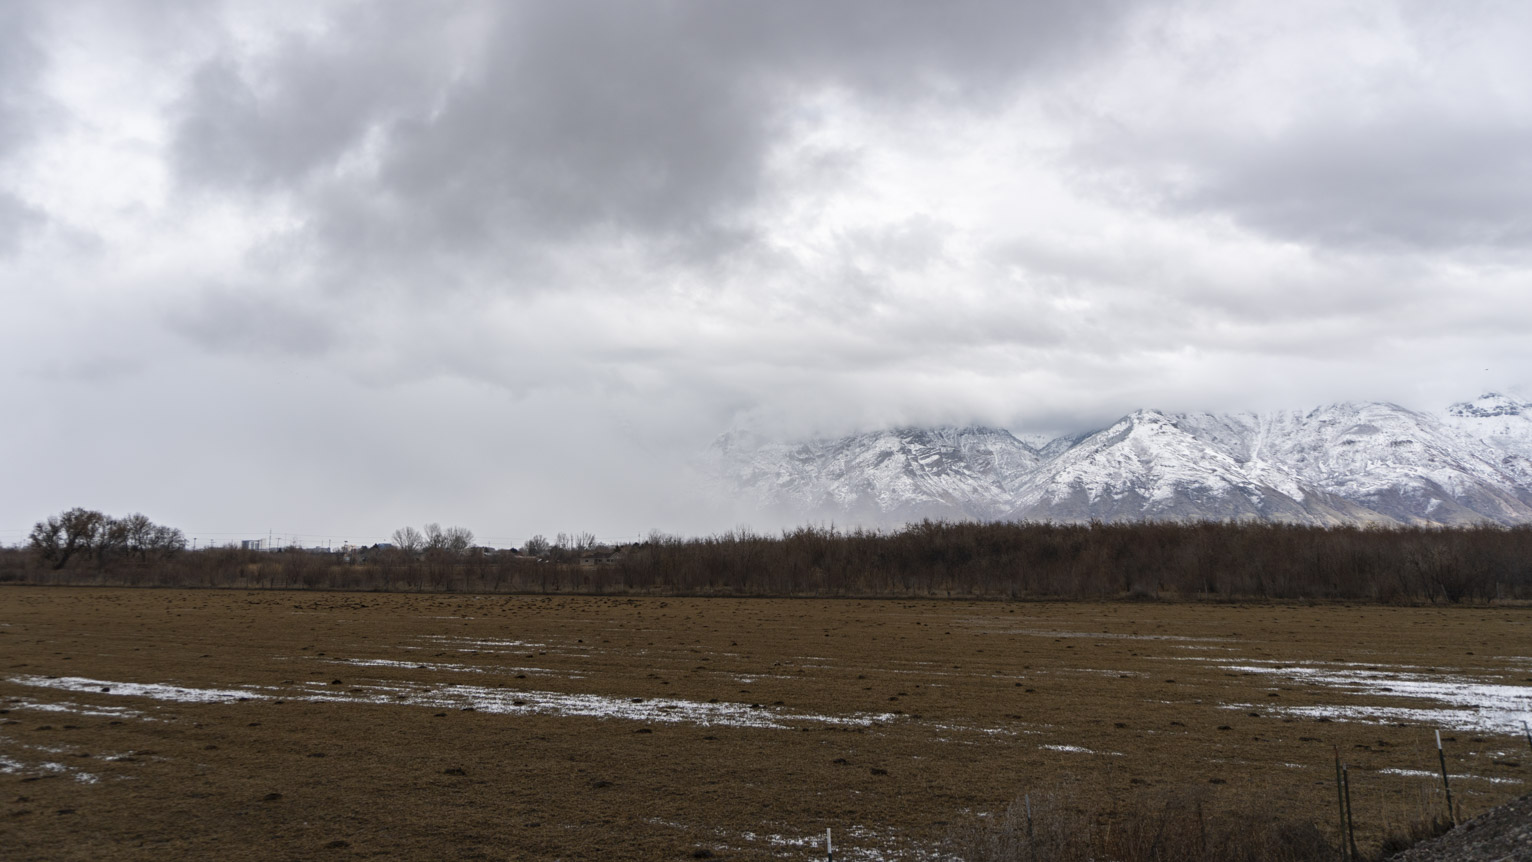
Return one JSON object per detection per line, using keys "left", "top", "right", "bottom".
{"left": 168, "top": 2, "right": 1137, "bottom": 283}
{"left": 1, "top": 0, "right": 1529, "bottom": 542}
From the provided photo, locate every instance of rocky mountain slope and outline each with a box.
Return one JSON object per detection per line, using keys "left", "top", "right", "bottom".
{"left": 707, "top": 394, "right": 1532, "bottom": 527}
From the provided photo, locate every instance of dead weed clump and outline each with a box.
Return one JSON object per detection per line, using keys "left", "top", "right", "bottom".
{"left": 1375, "top": 812, "right": 1454, "bottom": 857}
{"left": 948, "top": 785, "right": 1336, "bottom": 862}
{"left": 949, "top": 784, "right": 1464, "bottom": 862}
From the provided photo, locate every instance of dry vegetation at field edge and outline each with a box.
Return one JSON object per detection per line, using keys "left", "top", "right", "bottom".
{"left": 1, "top": 588, "right": 1528, "bottom": 860}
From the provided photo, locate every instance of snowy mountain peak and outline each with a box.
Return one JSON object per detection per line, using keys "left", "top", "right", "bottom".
{"left": 708, "top": 396, "right": 1532, "bottom": 527}
{"left": 1440, "top": 392, "right": 1532, "bottom": 487}
{"left": 1448, "top": 392, "right": 1530, "bottom": 419}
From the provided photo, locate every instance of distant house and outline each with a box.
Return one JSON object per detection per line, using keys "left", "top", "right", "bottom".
{"left": 338, "top": 543, "right": 389, "bottom": 563}
{"left": 578, "top": 547, "right": 626, "bottom": 567}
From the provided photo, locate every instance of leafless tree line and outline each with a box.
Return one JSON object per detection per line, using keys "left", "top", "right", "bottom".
{"left": 5, "top": 516, "right": 1532, "bottom": 603}
{"left": 609, "top": 521, "right": 1532, "bottom": 602}
{"left": 389, "top": 523, "right": 475, "bottom": 554}
{"left": 23, "top": 508, "right": 185, "bottom": 570}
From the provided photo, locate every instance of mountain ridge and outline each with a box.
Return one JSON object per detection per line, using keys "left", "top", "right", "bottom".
{"left": 707, "top": 394, "right": 1532, "bottom": 527}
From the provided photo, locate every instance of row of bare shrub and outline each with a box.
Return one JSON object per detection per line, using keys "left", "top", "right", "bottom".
{"left": 613, "top": 521, "right": 1532, "bottom": 602}
{"left": 5, "top": 520, "right": 1532, "bottom": 602}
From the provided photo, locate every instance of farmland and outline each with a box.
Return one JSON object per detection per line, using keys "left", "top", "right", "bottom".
{"left": 2, "top": 588, "right": 1529, "bottom": 860}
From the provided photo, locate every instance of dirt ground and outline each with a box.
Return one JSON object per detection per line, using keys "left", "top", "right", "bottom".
{"left": 1, "top": 588, "right": 1528, "bottom": 860}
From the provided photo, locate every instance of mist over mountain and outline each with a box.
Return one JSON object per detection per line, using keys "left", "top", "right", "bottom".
{"left": 707, "top": 394, "right": 1532, "bottom": 528}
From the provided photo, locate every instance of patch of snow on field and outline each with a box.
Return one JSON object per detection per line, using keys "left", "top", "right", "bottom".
{"left": 0, "top": 750, "right": 101, "bottom": 784}
{"left": 7, "top": 674, "right": 897, "bottom": 731}
{"left": 10, "top": 676, "right": 268, "bottom": 703}
{"left": 726, "top": 823, "right": 954, "bottom": 861}
{"left": 980, "top": 626, "right": 1232, "bottom": 643}
{"left": 294, "top": 681, "right": 900, "bottom": 730}
{"left": 1378, "top": 767, "right": 1524, "bottom": 785}
{"left": 4, "top": 697, "right": 151, "bottom": 720}
{"left": 925, "top": 722, "right": 1022, "bottom": 738}
{"left": 419, "top": 636, "right": 545, "bottom": 650}
{"left": 1223, "top": 701, "right": 1531, "bottom": 734}
{"left": 334, "top": 658, "right": 486, "bottom": 672}
{"left": 326, "top": 658, "right": 580, "bottom": 678}
{"left": 1040, "top": 744, "right": 1123, "bottom": 756}
{"left": 1217, "top": 663, "right": 1532, "bottom": 734}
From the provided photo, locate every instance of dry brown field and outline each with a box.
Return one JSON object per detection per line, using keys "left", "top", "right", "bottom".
{"left": 1, "top": 587, "right": 1529, "bottom": 860}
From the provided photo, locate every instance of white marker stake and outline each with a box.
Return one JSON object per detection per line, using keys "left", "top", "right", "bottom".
{"left": 826, "top": 827, "right": 833, "bottom": 861}
{"left": 1436, "top": 729, "right": 1456, "bottom": 825}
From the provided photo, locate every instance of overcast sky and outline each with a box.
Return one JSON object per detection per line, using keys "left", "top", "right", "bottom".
{"left": 4, "top": 0, "right": 1530, "bottom": 545}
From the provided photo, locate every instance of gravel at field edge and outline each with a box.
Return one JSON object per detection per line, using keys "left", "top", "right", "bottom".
{"left": 1392, "top": 793, "right": 1532, "bottom": 861}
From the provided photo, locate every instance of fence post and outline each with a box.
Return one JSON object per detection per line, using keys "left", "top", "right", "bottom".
{"left": 1334, "top": 749, "right": 1349, "bottom": 862}
{"left": 1342, "top": 763, "right": 1359, "bottom": 861}
{"left": 1025, "top": 793, "right": 1034, "bottom": 841}
{"left": 1196, "top": 799, "right": 1206, "bottom": 856}
{"left": 1025, "top": 793, "right": 1035, "bottom": 862}
{"left": 1436, "top": 729, "right": 1456, "bottom": 825}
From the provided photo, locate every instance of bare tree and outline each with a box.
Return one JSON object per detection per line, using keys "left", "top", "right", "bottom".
{"left": 148, "top": 524, "right": 186, "bottom": 558}
{"left": 122, "top": 513, "right": 156, "bottom": 559}
{"left": 423, "top": 523, "right": 448, "bottom": 552}
{"left": 120, "top": 514, "right": 182, "bottom": 561}
{"left": 91, "top": 516, "right": 129, "bottom": 565}
{"left": 28, "top": 509, "right": 183, "bottom": 570}
{"left": 391, "top": 526, "right": 424, "bottom": 554}
{"left": 27, "top": 515, "right": 68, "bottom": 568}
{"left": 444, "top": 526, "right": 474, "bottom": 553}
{"left": 523, "top": 534, "right": 551, "bottom": 557}
{"left": 28, "top": 508, "right": 106, "bottom": 569}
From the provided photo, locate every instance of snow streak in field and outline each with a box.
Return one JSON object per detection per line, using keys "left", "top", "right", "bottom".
{"left": 294, "top": 681, "right": 899, "bottom": 730}
{"left": 985, "top": 627, "right": 1233, "bottom": 643}
{"left": 698, "top": 821, "right": 953, "bottom": 862}
{"left": 6, "top": 674, "right": 896, "bottom": 731}
{"left": 334, "top": 658, "right": 488, "bottom": 672}
{"left": 325, "top": 657, "right": 582, "bottom": 678}
{"left": 0, "top": 751, "right": 101, "bottom": 784}
{"left": 419, "top": 636, "right": 546, "bottom": 650}
{"left": 1377, "top": 767, "right": 1523, "bottom": 786}
{"left": 10, "top": 676, "right": 267, "bottom": 703}
{"left": 1217, "top": 662, "right": 1532, "bottom": 734}
{"left": 1040, "top": 744, "right": 1123, "bottom": 756}
{"left": 3, "top": 696, "right": 150, "bottom": 720}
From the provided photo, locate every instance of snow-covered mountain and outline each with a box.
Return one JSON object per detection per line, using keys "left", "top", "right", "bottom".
{"left": 707, "top": 394, "right": 1532, "bottom": 527}
{"left": 707, "top": 426, "right": 1039, "bottom": 523}
{"left": 1442, "top": 392, "right": 1532, "bottom": 487}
